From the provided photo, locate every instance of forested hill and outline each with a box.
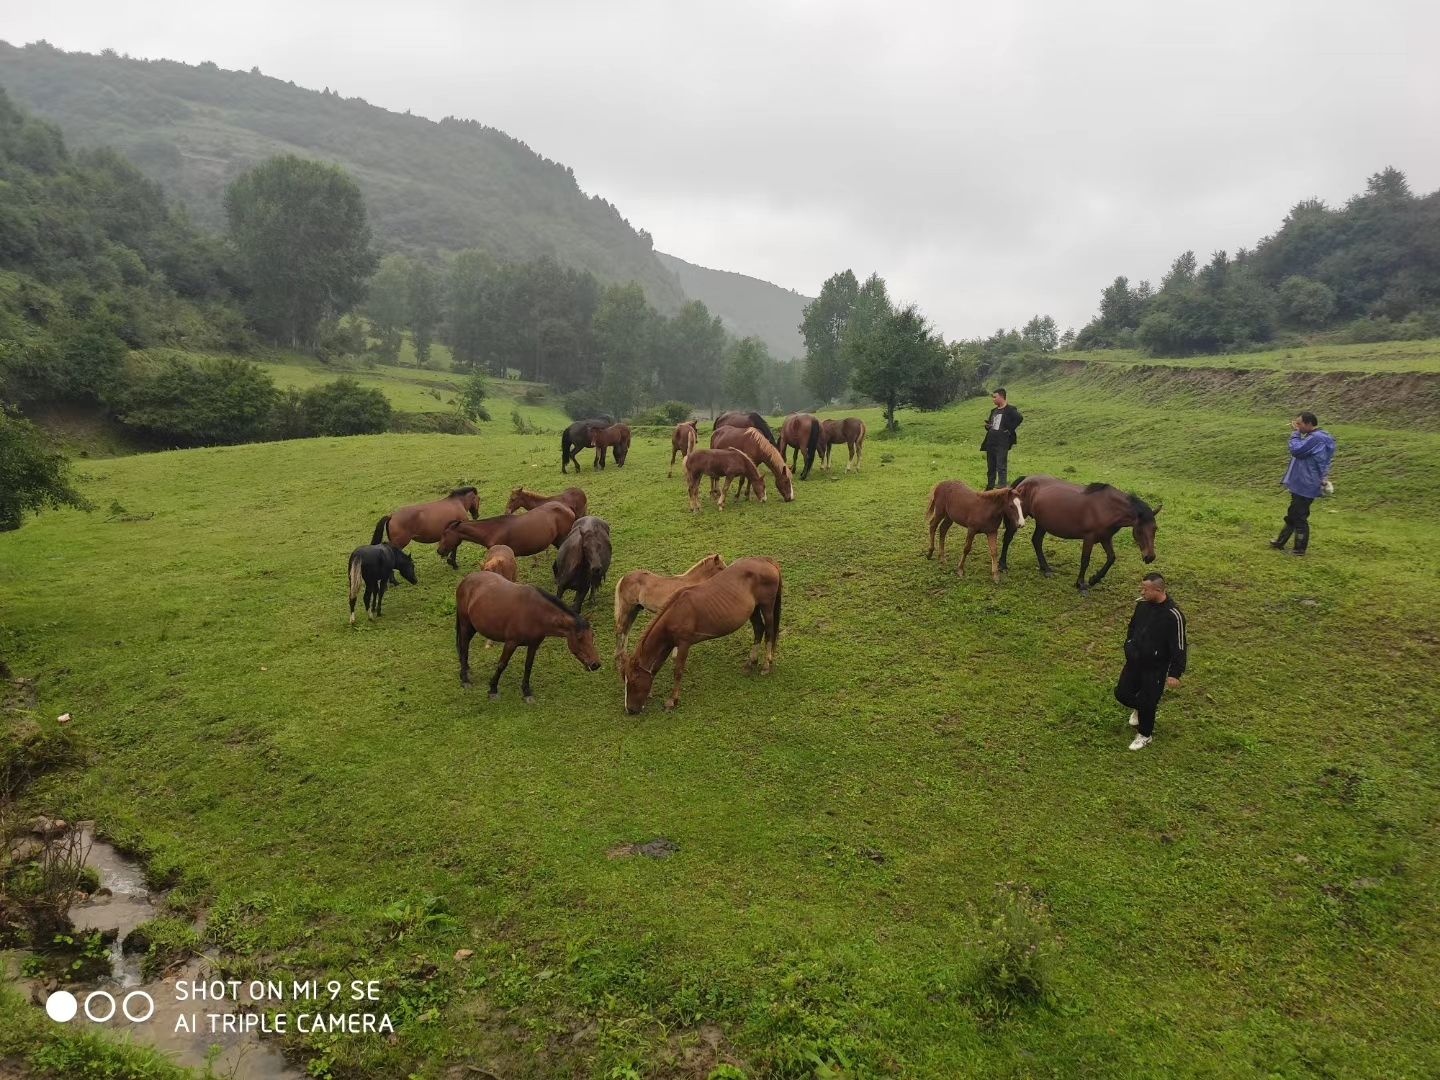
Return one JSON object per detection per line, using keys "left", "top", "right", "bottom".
{"left": 0, "top": 40, "right": 687, "bottom": 312}
{"left": 656, "top": 252, "right": 811, "bottom": 360}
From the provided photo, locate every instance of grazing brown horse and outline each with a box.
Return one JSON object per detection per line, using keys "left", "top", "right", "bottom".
{"left": 437, "top": 503, "right": 576, "bottom": 562}
{"left": 372, "top": 487, "right": 480, "bottom": 567}
{"left": 480, "top": 544, "right": 518, "bottom": 581}
{"left": 714, "top": 410, "right": 778, "bottom": 447}
{"left": 820, "top": 418, "right": 867, "bottom": 472}
{"left": 925, "top": 481, "right": 1027, "bottom": 583}
{"left": 505, "top": 486, "right": 588, "bottom": 520}
{"left": 710, "top": 426, "right": 796, "bottom": 502}
{"left": 999, "top": 474, "right": 1161, "bottom": 593}
{"left": 779, "top": 413, "right": 826, "bottom": 479}
{"left": 560, "top": 416, "right": 615, "bottom": 472}
{"left": 621, "top": 557, "right": 782, "bottom": 713}
{"left": 612, "top": 553, "right": 727, "bottom": 663}
{"left": 455, "top": 572, "right": 602, "bottom": 702}
{"left": 552, "top": 516, "right": 612, "bottom": 612}
{"left": 684, "top": 448, "right": 766, "bottom": 511}
{"left": 668, "top": 420, "right": 699, "bottom": 477}
{"left": 591, "top": 423, "right": 632, "bottom": 468}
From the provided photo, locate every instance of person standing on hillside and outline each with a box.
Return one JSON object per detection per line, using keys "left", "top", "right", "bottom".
{"left": 980, "top": 388, "right": 1023, "bottom": 490}
{"left": 1270, "top": 411, "right": 1336, "bottom": 557}
{"left": 1114, "top": 572, "right": 1187, "bottom": 751}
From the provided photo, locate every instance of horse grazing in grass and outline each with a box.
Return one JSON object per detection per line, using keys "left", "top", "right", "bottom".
{"left": 612, "top": 554, "right": 727, "bottom": 662}
{"left": 372, "top": 487, "right": 480, "bottom": 567}
{"left": 553, "top": 516, "right": 612, "bottom": 612}
{"left": 714, "top": 410, "right": 778, "bottom": 448}
{"left": 668, "top": 421, "right": 699, "bottom": 476}
{"left": 481, "top": 544, "right": 517, "bottom": 581}
{"left": 710, "top": 426, "right": 795, "bottom": 502}
{"left": 560, "top": 416, "right": 615, "bottom": 472}
{"left": 347, "top": 544, "right": 418, "bottom": 624}
{"left": 684, "top": 448, "right": 765, "bottom": 511}
{"left": 621, "top": 557, "right": 782, "bottom": 713}
{"left": 505, "top": 486, "right": 588, "bottom": 520}
{"left": 820, "top": 418, "right": 867, "bottom": 472}
{"left": 591, "top": 422, "right": 632, "bottom": 469}
{"left": 779, "top": 413, "right": 826, "bottom": 479}
{"left": 924, "top": 481, "right": 1026, "bottom": 583}
{"left": 437, "top": 503, "right": 576, "bottom": 562}
{"left": 1000, "top": 474, "right": 1161, "bottom": 593}
{"left": 455, "top": 573, "right": 602, "bottom": 702}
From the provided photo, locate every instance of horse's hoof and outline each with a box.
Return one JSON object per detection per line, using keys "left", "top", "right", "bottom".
{"left": 461, "top": 679, "right": 471, "bottom": 689}
{"left": 663, "top": 700, "right": 677, "bottom": 711}
{"left": 488, "top": 691, "right": 500, "bottom": 701}
{"left": 524, "top": 695, "right": 536, "bottom": 705}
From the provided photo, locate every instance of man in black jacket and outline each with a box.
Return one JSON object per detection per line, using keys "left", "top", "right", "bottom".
{"left": 980, "top": 388, "right": 1022, "bottom": 489}
{"left": 1114, "top": 571, "right": 1187, "bottom": 750}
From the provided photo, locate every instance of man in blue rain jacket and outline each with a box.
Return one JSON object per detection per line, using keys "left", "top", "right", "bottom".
{"left": 1270, "top": 411, "right": 1336, "bottom": 557}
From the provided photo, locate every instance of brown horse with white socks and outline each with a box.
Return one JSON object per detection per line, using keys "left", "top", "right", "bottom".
{"left": 710, "top": 426, "right": 795, "bottom": 502}
{"left": 668, "top": 421, "right": 698, "bottom": 476}
{"left": 612, "top": 553, "right": 727, "bottom": 662}
{"left": 372, "top": 487, "right": 480, "bottom": 568}
{"left": 820, "top": 418, "right": 867, "bottom": 472}
{"left": 925, "top": 481, "right": 1026, "bottom": 583}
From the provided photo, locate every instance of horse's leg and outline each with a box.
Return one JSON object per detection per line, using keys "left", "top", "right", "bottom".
{"left": 986, "top": 531, "right": 1001, "bottom": 583}
{"left": 1031, "top": 525, "right": 1052, "bottom": 576}
{"left": 764, "top": 584, "right": 780, "bottom": 671}
{"left": 520, "top": 644, "right": 539, "bottom": 704}
{"left": 664, "top": 643, "right": 691, "bottom": 710}
{"left": 375, "top": 579, "right": 387, "bottom": 617}
{"left": 1089, "top": 534, "right": 1119, "bottom": 588}
{"left": 958, "top": 529, "right": 976, "bottom": 578}
{"left": 615, "top": 603, "right": 642, "bottom": 665}
{"left": 561, "top": 440, "right": 570, "bottom": 474}
{"left": 573, "top": 576, "right": 589, "bottom": 614}
{"left": 456, "top": 613, "right": 476, "bottom": 686}
{"left": 488, "top": 641, "right": 518, "bottom": 700}
{"left": 668, "top": 446, "right": 677, "bottom": 477}
{"left": 717, "top": 478, "right": 730, "bottom": 511}
{"left": 999, "top": 519, "right": 1015, "bottom": 572}
{"left": 363, "top": 579, "right": 377, "bottom": 619}
{"left": 746, "top": 607, "right": 764, "bottom": 671}
{"left": 925, "top": 509, "right": 939, "bottom": 559}
{"left": 937, "top": 518, "right": 953, "bottom": 564}
{"left": 1076, "top": 539, "right": 1095, "bottom": 593}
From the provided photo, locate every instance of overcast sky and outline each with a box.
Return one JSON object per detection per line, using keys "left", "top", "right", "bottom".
{"left": 7, "top": 1, "right": 1438, "bottom": 339}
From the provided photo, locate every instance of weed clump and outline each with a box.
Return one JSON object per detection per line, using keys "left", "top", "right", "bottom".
{"left": 969, "top": 883, "right": 1055, "bottom": 1018}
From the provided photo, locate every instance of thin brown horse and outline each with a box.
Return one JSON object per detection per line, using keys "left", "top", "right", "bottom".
{"left": 591, "top": 422, "right": 632, "bottom": 468}
{"left": 372, "top": 486, "right": 480, "bottom": 568}
{"left": 621, "top": 556, "right": 782, "bottom": 713}
{"left": 668, "top": 421, "right": 698, "bottom": 477}
{"left": 437, "top": 502, "right": 576, "bottom": 562}
{"left": 999, "top": 474, "right": 1161, "bottom": 593}
{"left": 455, "top": 572, "right": 602, "bottom": 702}
{"left": 779, "top": 413, "right": 825, "bottom": 479}
{"left": 710, "top": 426, "right": 795, "bottom": 502}
{"left": 683, "top": 448, "right": 765, "bottom": 511}
{"left": 612, "top": 553, "right": 727, "bottom": 663}
{"left": 505, "top": 486, "right": 588, "bottom": 519}
{"left": 820, "top": 418, "right": 867, "bottom": 472}
{"left": 925, "top": 481, "right": 1026, "bottom": 583}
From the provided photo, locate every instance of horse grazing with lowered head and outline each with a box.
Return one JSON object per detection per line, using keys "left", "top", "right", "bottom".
{"left": 347, "top": 544, "right": 418, "bottom": 624}
{"left": 481, "top": 544, "right": 518, "bottom": 581}
{"left": 612, "top": 553, "right": 727, "bottom": 663}
{"left": 372, "top": 486, "right": 480, "bottom": 567}
{"left": 1000, "top": 474, "right": 1161, "bottom": 593}
{"left": 779, "top": 413, "right": 826, "bottom": 479}
{"left": 553, "top": 516, "right": 612, "bottom": 612}
{"left": 668, "top": 421, "right": 699, "bottom": 476}
{"left": 683, "top": 448, "right": 765, "bottom": 511}
{"left": 620, "top": 556, "right": 782, "bottom": 713}
{"left": 455, "top": 572, "right": 602, "bottom": 702}
{"left": 506, "top": 486, "right": 588, "bottom": 520}
{"left": 820, "top": 418, "right": 867, "bottom": 472}
{"left": 560, "top": 416, "right": 615, "bottom": 472}
{"left": 437, "top": 502, "right": 576, "bottom": 562}
{"left": 925, "top": 481, "right": 1026, "bottom": 583}
{"left": 710, "top": 426, "right": 795, "bottom": 502}
{"left": 714, "top": 411, "right": 778, "bottom": 447}
{"left": 590, "top": 422, "right": 632, "bottom": 468}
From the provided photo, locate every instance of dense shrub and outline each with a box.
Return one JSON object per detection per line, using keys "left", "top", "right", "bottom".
{"left": 458, "top": 371, "right": 491, "bottom": 423}
{"left": 298, "top": 377, "right": 391, "bottom": 435}
{"left": 118, "top": 355, "right": 279, "bottom": 445}
{"left": 562, "top": 388, "right": 606, "bottom": 420}
{"left": 0, "top": 409, "right": 92, "bottom": 531}
{"left": 1278, "top": 276, "right": 1337, "bottom": 327}
{"left": 633, "top": 400, "right": 693, "bottom": 425}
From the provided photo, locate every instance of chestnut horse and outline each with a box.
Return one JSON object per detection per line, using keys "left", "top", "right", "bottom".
{"left": 505, "top": 486, "right": 588, "bottom": 519}
{"left": 560, "top": 416, "right": 615, "bottom": 472}
{"left": 925, "top": 481, "right": 1026, "bottom": 583}
{"left": 481, "top": 544, "right": 517, "bottom": 581}
{"left": 621, "top": 557, "right": 782, "bottom": 713}
{"left": 710, "top": 426, "right": 795, "bottom": 502}
{"left": 591, "top": 422, "right": 632, "bottom": 468}
{"left": 612, "top": 553, "right": 727, "bottom": 662}
{"left": 684, "top": 448, "right": 765, "bottom": 511}
{"left": 779, "top": 413, "right": 825, "bottom": 479}
{"left": 552, "top": 516, "right": 612, "bottom": 612}
{"left": 455, "top": 572, "right": 602, "bottom": 702}
{"left": 668, "top": 421, "right": 698, "bottom": 477}
{"left": 372, "top": 486, "right": 480, "bottom": 567}
{"left": 999, "top": 474, "right": 1161, "bottom": 593}
{"left": 714, "top": 410, "right": 778, "bottom": 447}
{"left": 437, "top": 503, "right": 576, "bottom": 562}
{"left": 820, "top": 418, "right": 867, "bottom": 472}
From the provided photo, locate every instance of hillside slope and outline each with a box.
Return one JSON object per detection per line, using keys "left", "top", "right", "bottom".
{"left": 657, "top": 251, "right": 812, "bottom": 359}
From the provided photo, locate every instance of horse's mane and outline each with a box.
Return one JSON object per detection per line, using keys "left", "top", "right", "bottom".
{"left": 533, "top": 586, "right": 588, "bottom": 626}
{"left": 449, "top": 486, "right": 478, "bottom": 498}
{"left": 739, "top": 427, "right": 784, "bottom": 470}
{"left": 1128, "top": 494, "right": 1156, "bottom": 522}
{"left": 747, "top": 413, "right": 778, "bottom": 447}
{"left": 1083, "top": 482, "right": 1113, "bottom": 494}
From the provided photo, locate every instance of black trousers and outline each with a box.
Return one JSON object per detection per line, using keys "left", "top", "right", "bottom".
{"left": 1276, "top": 492, "right": 1313, "bottom": 552}
{"left": 1115, "top": 662, "right": 1167, "bottom": 737}
{"left": 985, "top": 442, "right": 1009, "bottom": 490}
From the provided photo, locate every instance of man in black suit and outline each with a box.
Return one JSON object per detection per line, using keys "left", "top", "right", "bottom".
{"left": 980, "top": 388, "right": 1023, "bottom": 490}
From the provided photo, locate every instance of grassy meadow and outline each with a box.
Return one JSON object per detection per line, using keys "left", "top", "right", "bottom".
{"left": 1, "top": 365, "right": 1438, "bottom": 1078}
{"left": 1059, "top": 337, "right": 1440, "bottom": 373}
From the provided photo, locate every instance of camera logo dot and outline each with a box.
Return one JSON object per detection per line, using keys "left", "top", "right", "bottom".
{"left": 45, "top": 990, "right": 78, "bottom": 1023}
{"left": 46, "top": 990, "right": 155, "bottom": 1025}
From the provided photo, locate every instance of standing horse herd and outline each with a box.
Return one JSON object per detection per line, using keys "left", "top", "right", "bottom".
{"left": 346, "top": 410, "right": 1163, "bottom": 712}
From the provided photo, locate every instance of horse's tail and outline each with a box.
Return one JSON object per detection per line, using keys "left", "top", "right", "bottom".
{"left": 752, "top": 413, "right": 778, "bottom": 447}
{"left": 855, "top": 421, "right": 866, "bottom": 460}
{"left": 347, "top": 551, "right": 363, "bottom": 611}
{"left": 371, "top": 515, "right": 390, "bottom": 545}
{"left": 924, "top": 484, "right": 941, "bottom": 529}
{"left": 803, "top": 416, "right": 821, "bottom": 474}
{"left": 559, "top": 429, "right": 570, "bottom": 466}
{"left": 769, "top": 575, "right": 783, "bottom": 652}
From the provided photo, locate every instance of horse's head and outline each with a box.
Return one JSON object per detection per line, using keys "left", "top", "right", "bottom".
{"left": 620, "top": 653, "right": 655, "bottom": 714}
{"left": 751, "top": 469, "right": 767, "bottom": 503}
{"left": 566, "top": 616, "right": 603, "bottom": 673}
{"left": 612, "top": 436, "right": 630, "bottom": 466}
{"left": 1131, "top": 497, "right": 1161, "bottom": 563}
{"left": 451, "top": 487, "right": 480, "bottom": 519}
{"left": 999, "top": 488, "right": 1026, "bottom": 531}
{"left": 394, "top": 549, "right": 419, "bottom": 585}
{"left": 774, "top": 464, "right": 795, "bottom": 502}
{"left": 505, "top": 487, "right": 526, "bottom": 514}
{"left": 436, "top": 520, "right": 464, "bottom": 559}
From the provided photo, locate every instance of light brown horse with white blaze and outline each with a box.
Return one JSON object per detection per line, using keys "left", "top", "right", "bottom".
{"left": 612, "top": 553, "right": 727, "bottom": 663}
{"left": 683, "top": 449, "right": 765, "bottom": 511}
{"left": 925, "top": 481, "right": 1026, "bottom": 583}
{"left": 372, "top": 486, "right": 480, "bottom": 568}
{"left": 821, "top": 418, "right": 867, "bottom": 472}
{"left": 668, "top": 421, "right": 698, "bottom": 477}
{"left": 710, "top": 426, "right": 795, "bottom": 502}
{"left": 621, "top": 557, "right": 782, "bottom": 713}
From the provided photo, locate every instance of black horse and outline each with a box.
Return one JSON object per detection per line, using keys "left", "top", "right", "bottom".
{"left": 347, "top": 544, "right": 418, "bottom": 624}
{"left": 552, "top": 516, "right": 613, "bottom": 612}
{"left": 560, "top": 415, "right": 616, "bottom": 472}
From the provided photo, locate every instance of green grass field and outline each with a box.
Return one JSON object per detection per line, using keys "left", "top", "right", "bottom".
{"left": 1059, "top": 337, "right": 1440, "bottom": 372}
{"left": 2, "top": 369, "right": 1438, "bottom": 1078}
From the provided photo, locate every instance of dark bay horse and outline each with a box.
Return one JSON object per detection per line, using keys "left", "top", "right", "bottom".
{"left": 924, "top": 481, "right": 1025, "bottom": 583}
{"left": 684, "top": 448, "right": 765, "bottom": 511}
{"left": 1000, "top": 474, "right": 1161, "bottom": 593}
{"left": 612, "top": 553, "right": 727, "bottom": 663}
{"left": 779, "top": 413, "right": 825, "bottom": 479}
{"left": 591, "top": 423, "right": 631, "bottom": 468}
{"left": 553, "top": 516, "right": 612, "bottom": 612}
{"left": 710, "top": 426, "right": 795, "bottom": 502}
{"left": 668, "top": 421, "right": 699, "bottom": 477}
{"left": 560, "top": 416, "right": 615, "bottom": 472}
{"left": 372, "top": 487, "right": 480, "bottom": 567}
{"left": 347, "top": 544, "right": 418, "bottom": 624}
{"left": 437, "top": 503, "right": 576, "bottom": 561}
{"left": 455, "top": 572, "right": 602, "bottom": 702}
{"left": 714, "top": 411, "right": 778, "bottom": 448}
{"left": 820, "top": 418, "right": 867, "bottom": 472}
{"left": 506, "top": 486, "right": 588, "bottom": 519}
{"left": 620, "top": 556, "right": 782, "bottom": 713}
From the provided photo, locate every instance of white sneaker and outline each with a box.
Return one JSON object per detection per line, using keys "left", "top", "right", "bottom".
{"left": 1128, "top": 734, "right": 1152, "bottom": 751}
{"left": 1128, "top": 710, "right": 1139, "bottom": 727}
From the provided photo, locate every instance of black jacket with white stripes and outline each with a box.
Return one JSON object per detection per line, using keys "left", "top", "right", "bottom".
{"left": 1122, "top": 597, "right": 1188, "bottom": 678}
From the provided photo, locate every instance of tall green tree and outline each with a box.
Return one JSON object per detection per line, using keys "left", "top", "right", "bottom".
{"left": 724, "top": 336, "right": 770, "bottom": 410}
{"left": 849, "top": 303, "right": 951, "bottom": 431}
{"left": 366, "top": 253, "right": 411, "bottom": 364}
{"left": 0, "top": 408, "right": 91, "bottom": 531}
{"left": 224, "top": 155, "right": 378, "bottom": 348}
{"left": 444, "top": 249, "right": 497, "bottom": 371}
{"left": 801, "top": 269, "right": 860, "bottom": 402}
{"left": 592, "top": 282, "right": 654, "bottom": 416}
{"left": 407, "top": 261, "right": 442, "bottom": 367}
{"left": 1021, "top": 314, "right": 1059, "bottom": 352}
{"left": 662, "top": 300, "right": 728, "bottom": 411}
